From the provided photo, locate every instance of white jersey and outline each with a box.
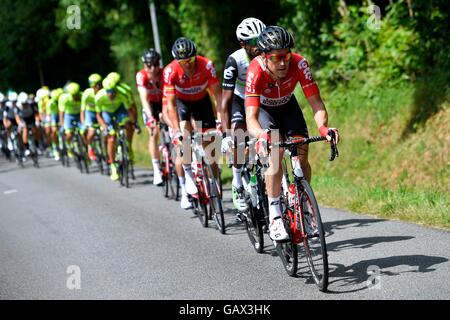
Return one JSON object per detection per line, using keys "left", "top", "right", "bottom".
{"left": 222, "top": 48, "right": 251, "bottom": 100}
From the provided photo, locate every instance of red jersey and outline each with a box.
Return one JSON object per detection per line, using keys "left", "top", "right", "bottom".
{"left": 245, "top": 52, "right": 319, "bottom": 108}
{"left": 163, "top": 55, "right": 219, "bottom": 102}
{"left": 136, "top": 69, "right": 163, "bottom": 103}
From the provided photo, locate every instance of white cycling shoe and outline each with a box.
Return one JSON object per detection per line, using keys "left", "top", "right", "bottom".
{"left": 180, "top": 192, "right": 193, "bottom": 210}
{"left": 269, "top": 217, "right": 289, "bottom": 241}
{"left": 153, "top": 170, "right": 164, "bottom": 186}
{"left": 184, "top": 174, "right": 198, "bottom": 195}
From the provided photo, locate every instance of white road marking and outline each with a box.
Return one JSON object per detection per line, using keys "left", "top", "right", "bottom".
{"left": 3, "top": 189, "right": 18, "bottom": 195}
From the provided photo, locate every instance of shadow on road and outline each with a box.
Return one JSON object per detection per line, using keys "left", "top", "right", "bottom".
{"left": 324, "top": 218, "right": 388, "bottom": 237}
{"left": 327, "top": 236, "right": 415, "bottom": 252}
{"left": 326, "top": 255, "right": 449, "bottom": 294}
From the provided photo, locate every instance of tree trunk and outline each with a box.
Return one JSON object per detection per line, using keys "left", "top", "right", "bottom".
{"left": 406, "top": 0, "right": 414, "bottom": 19}
{"left": 37, "top": 58, "right": 44, "bottom": 86}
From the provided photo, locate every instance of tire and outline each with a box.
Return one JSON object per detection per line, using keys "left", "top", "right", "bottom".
{"left": 204, "top": 164, "right": 225, "bottom": 234}
{"left": 276, "top": 237, "right": 298, "bottom": 277}
{"left": 122, "top": 139, "right": 130, "bottom": 188}
{"left": 243, "top": 204, "right": 264, "bottom": 253}
{"left": 299, "top": 179, "right": 329, "bottom": 292}
{"left": 194, "top": 197, "right": 208, "bottom": 228}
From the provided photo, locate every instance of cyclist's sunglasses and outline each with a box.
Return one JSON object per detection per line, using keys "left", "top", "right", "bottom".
{"left": 266, "top": 52, "right": 292, "bottom": 63}
{"left": 178, "top": 56, "right": 196, "bottom": 65}
{"left": 244, "top": 38, "right": 258, "bottom": 46}
{"left": 106, "top": 89, "right": 116, "bottom": 94}
{"left": 145, "top": 62, "right": 160, "bottom": 68}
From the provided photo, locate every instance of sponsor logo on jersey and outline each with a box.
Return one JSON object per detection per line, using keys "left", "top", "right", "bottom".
{"left": 224, "top": 66, "right": 236, "bottom": 80}
{"left": 175, "top": 82, "right": 208, "bottom": 95}
{"left": 298, "top": 59, "right": 312, "bottom": 81}
{"left": 246, "top": 72, "right": 256, "bottom": 94}
{"left": 206, "top": 61, "right": 217, "bottom": 78}
{"left": 260, "top": 94, "right": 292, "bottom": 107}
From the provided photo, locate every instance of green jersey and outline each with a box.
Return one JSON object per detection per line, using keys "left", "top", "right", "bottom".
{"left": 95, "top": 88, "right": 130, "bottom": 113}
{"left": 117, "top": 82, "right": 134, "bottom": 105}
{"left": 81, "top": 88, "right": 97, "bottom": 112}
{"left": 46, "top": 98, "right": 59, "bottom": 115}
{"left": 58, "top": 93, "right": 81, "bottom": 115}
{"left": 38, "top": 96, "right": 50, "bottom": 114}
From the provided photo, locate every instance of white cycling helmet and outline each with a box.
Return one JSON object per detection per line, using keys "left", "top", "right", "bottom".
{"left": 8, "top": 91, "right": 18, "bottom": 102}
{"left": 236, "top": 17, "right": 266, "bottom": 42}
{"left": 0, "top": 92, "right": 5, "bottom": 102}
{"left": 17, "top": 92, "right": 28, "bottom": 106}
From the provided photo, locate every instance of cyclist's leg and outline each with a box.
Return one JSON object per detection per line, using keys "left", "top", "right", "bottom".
{"left": 258, "top": 106, "right": 289, "bottom": 240}
{"left": 101, "top": 110, "right": 116, "bottom": 164}
{"left": 177, "top": 98, "right": 198, "bottom": 195}
{"left": 282, "top": 96, "right": 311, "bottom": 183}
{"left": 143, "top": 105, "right": 163, "bottom": 181}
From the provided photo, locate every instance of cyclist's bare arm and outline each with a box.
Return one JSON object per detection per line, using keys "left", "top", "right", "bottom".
{"left": 166, "top": 94, "right": 180, "bottom": 131}
{"left": 96, "top": 112, "right": 107, "bottom": 131}
{"left": 307, "top": 94, "right": 328, "bottom": 130}
{"left": 210, "top": 82, "right": 222, "bottom": 122}
{"left": 246, "top": 105, "right": 263, "bottom": 138}
{"left": 137, "top": 86, "right": 152, "bottom": 119}
{"left": 220, "top": 89, "right": 233, "bottom": 131}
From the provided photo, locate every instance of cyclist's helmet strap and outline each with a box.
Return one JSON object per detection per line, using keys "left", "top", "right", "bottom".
{"left": 171, "top": 37, "right": 197, "bottom": 59}
{"left": 257, "top": 26, "right": 295, "bottom": 53}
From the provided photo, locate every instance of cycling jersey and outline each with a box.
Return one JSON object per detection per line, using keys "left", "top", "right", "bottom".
{"left": 117, "top": 82, "right": 134, "bottom": 106}
{"left": 245, "top": 53, "right": 319, "bottom": 109}
{"left": 95, "top": 88, "right": 130, "bottom": 114}
{"left": 136, "top": 69, "right": 163, "bottom": 103}
{"left": 81, "top": 88, "right": 97, "bottom": 112}
{"left": 3, "top": 102, "right": 16, "bottom": 120}
{"left": 163, "top": 55, "right": 219, "bottom": 102}
{"left": 46, "top": 98, "right": 59, "bottom": 115}
{"left": 15, "top": 101, "right": 36, "bottom": 119}
{"left": 38, "top": 96, "right": 49, "bottom": 114}
{"left": 58, "top": 93, "right": 81, "bottom": 115}
{"left": 222, "top": 48, "right": 250, "bottom": 99}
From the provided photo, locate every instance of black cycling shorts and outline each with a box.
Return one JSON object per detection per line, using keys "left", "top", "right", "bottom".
{"left": 230, "top": 94, "right": 246, "bottom": 125}
{"left": 176, "top": 95, "right": 216, "bottom": 129}
{"left": 258, "top": 95, "right": 309, "bottom": 139}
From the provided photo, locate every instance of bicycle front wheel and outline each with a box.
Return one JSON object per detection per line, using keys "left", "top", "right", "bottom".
{"left": 299, "top": 179, "right": 328, "bottom": 292}
{"left": 205, "top": 164, "right": 225, "bottom": 234}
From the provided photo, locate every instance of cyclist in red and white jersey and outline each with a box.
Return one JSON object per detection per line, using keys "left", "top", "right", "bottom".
{"left": 163, "top": 37, "right": 222, "bottom": 199}
{"left": 245, "top": 26, "right": 340, "bottom": 241}
{"left": 136, "top": 49, "right": 166, "bottom": 187}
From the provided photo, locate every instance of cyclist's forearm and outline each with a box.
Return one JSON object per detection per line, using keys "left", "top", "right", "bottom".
{"left": 166, "top": 97, "right": 179, "bottom": 130}
{"left": 308, "top": 94, "right": 328, "bottom": 129}
{"left": 246, "top": 106, "right": 263, "bottom": 138}
{"left": 220, "top": 90, "right": 233, "bottom": 131}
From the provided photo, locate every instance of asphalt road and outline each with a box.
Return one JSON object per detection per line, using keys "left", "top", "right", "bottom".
{"left": 0, "top": 156, "right": 449, "bottom": 300}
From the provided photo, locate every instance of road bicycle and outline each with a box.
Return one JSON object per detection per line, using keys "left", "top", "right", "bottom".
{"left": 71, "top": 122, "right": 89, "bottom": 174}
{"left": 183, "top": 130, "right": 226, "bottom": 234}
{"left": 274, "top": 135, "right": 338, "bottom": 292}
{"left": 58, "top": 126, "right": 70, "bottom": 167}
{"left": 111, "top": 117, "right": 132, "bottom": 188}
{"left": 91, "top": 126, "right": 108, "bottom": 175}
{"left": 157, "top": 122, "right": 179, "bottom": 200}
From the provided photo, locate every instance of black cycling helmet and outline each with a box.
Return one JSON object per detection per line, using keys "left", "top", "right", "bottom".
{"left": 257, "top": 26, "right": 295, "bottom": 53}
{"left": 142, "top": 48, "right": 161, "bottom": 66}
{"left": 171, "top": 37, "right": 197, "bottom": 59}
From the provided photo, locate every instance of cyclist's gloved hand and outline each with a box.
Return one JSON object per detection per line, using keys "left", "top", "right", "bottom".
{"left": 255, "top": 129, "right": 271, "bottom": 158}
{"left": 35, "top": 120, "right": 41, "bottom": 127}
{"left": 146, "top": 116, "right": 157, "bottom": 129}
{"left": 172, "top": 129, "right": 183, "bottom": 145}
{"left": 221, "top": 135, "right": 233, "bottom": 153}
{"left": 215, "top": 120, "right": 222, "bottom": 133}
{"left": 319, "top": 126, "right": 340, "bottom": 144}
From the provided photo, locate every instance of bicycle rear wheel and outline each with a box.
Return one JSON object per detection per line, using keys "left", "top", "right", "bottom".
{"left": 299, "top": 179, "right": 328, "bottom": 291}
